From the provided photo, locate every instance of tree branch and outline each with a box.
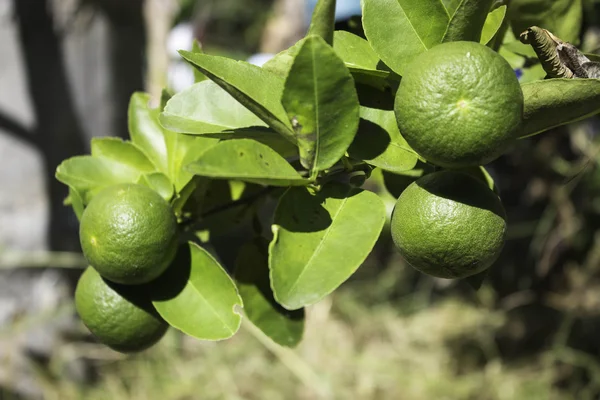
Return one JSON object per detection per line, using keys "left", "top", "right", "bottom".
{"left": 0, "top": 109, "right": 38, "bottom": 149}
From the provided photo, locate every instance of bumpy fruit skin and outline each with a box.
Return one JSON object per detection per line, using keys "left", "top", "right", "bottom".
{"left": 395, "top": 41, "right": 524, "bottom": 168}
{"left": 80, "top": 183, "right": 178, "bottom": 285}
{"left": 75, "top": 267, "right": 168, "bottom": 353}
{"left": 391, "top": 171, "right": 507, "bottom": 279}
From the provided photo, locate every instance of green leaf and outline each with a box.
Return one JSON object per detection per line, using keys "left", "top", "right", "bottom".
{"left": 585, "top": 53, "right": 600, "bottom": 63}
{"left": 281, "top": 35, "right": 360, "bottom": 174}
{"left": 160, "top": 89, "right": 172, "bottom": 112}
{"left": 307, "top": 0, "right": 336, "bottom": 45}
{"left": 194, "top": 181, "right": 263, "bottom": 237}
{"left": 443, "top": 0, "right": 495, "bottom": 43}
{"left": 262, "top": 41, "right": 303, "bottom": 78}
{"left": 128, "top": 92, "right": 169, "bottom": 174}
{"left": 519, "top": 79, "right": 600, "bottom": 138}
{"left": 151, "top": 242, "right": 243, "bottom": 340}
{"left": 480, "top": 5, "right": 507, "bottom": 45}
{"left": 191, "top": 40, "right": 207, "bottom": 83}
{"left": 442, "top": 0, "right": 461, "bottom": 15}
{"left": 222, "top": 128, "right": 300, "bottom": 159}
{"left": 68, "top": 186, "right": 85, "bottom": 220}
{"left": 235, "top": 237, "right": 304, "bottom": 347}
{"left": 164, "top": 132, "right": 216, "bottom": 192}
{"left": 333, "top": 30, "right": 392, "bottom": 88}
{"left": 186, "top": 139, "right": 308, "bottom": 186}
{"left": 347, "top": 107, "right": 419, "bottom": 173}
{"left": 55, "top": 156, "right": 142, "bottom": 204}
{"left": 137, "top": 172, "right": 174, "bottom": 201}
{"left": 269, "top": 183, "right": 386, "bottom": 310}
{"left": 509, "top": 0, "right": 582, "bottom": 45}
{"left": 90, "top": 137, "right": 156, "bottom": 173}
{"left": 162, "top": 136, "right": 220, "bottom": 206}
{"left": 382, "top": 162, "right": 434, "bottom": 198}
{"left": 160, "top": 81, "right": 267, "bottom": 135}
{"left": 355, "top": 82, "right": 397, "bottom": 110}
{"left": 362, "top": 0, "right": 449, "bottom": 75}
{"left": 178, "top": 51, "right": 295, "bottom": 143}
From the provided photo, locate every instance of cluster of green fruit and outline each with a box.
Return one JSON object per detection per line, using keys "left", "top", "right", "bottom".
{"left": 75, "top": 183, "right": 179, "bottom": 352}
{"left": 389, "top": 40, "right": 522, "bottom": 280}
{"left": 69, "top": 39, "right": 523, "bottom": 352}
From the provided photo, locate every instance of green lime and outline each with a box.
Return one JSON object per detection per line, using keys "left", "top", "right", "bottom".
{"left": 80, "top": 183, "right": 178, "bottom": 285}
{"left": 395, "top": 41, "right": 523, "bottom": 168}
{"left": 390, "top": 170, "right": 507, "bottom": 279}
{"left": 75, "top": 267, "right": 168, "bottom": 353}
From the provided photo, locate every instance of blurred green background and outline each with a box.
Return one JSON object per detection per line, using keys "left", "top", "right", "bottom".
{"left": 3, "top": 0, "right": 600, "bottom": 399}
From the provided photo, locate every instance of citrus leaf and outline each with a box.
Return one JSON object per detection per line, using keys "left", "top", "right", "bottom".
{"left": 347, "top": 107, "right": 419, "bottom": 173}
{"left": 164, "top": 129, "right": 217, "bottom": 191}
{"left": 137, "top": 172, "right": 174, "bottom": 201}
{"left": 55, "top": 156, "right": 142, "bottom": 204}
{"left": 442, "top": 0, "right": 495, "bottom": 43}
{"left": 150, "top": 242, "right": 243, "bottom": 341}
{"left": 191, "top": 40, "right": 207, "bottom": 83}
{"left": 481, "top": 5, "right": 507, "bottom": 46}
{"left": 519, "top": 79, "right": 600, "bottom": 138}
{"left": 269, "top": 183, "right": 386, "bottom": 310}
{"left": 262, "top": 41, "right": 302, "bottom": 78}
{"left": 442, "top": 0, "right": 461, "bottom": 15}
{"left": 164, "top": 133, "right": 204, "bottom": 192}
{"left": 160, "top": 89, "right": 172, "bottom": 112}
{"left": 186, "top": 139, "right": 308, "bottom": 187}
{"left": 178, "top": 51, "right": 295, "bottom": 143}
{"left": 307, "top": 0, "right": 336, "bottom": 45}
{"left": 333, "top": 31, "right": 393, "bottom": 90}
{"left": 68, "top": 186, "right": 85, "bottom": 220}
{"left": 362, "top": 0, "right": 449, "bottom": 76}
{"left": 281, "top": 35, "right": 359, "bottom": 174}
{"left": 235, "top": 237, "right": 304, "bottom": 347}
{"left": 194, "top": 181, "right": 263, "bottom": 237}
{"left": 509, "top": 0, "right": 582, "bottom": 45}
{"left": 91, "top": 137, "right": 156, "bottom": 174}
{"left": 160, "top": 81, "right": 267, "bottom": 135}
{"left": 221, "top": 128, "right": 299, "bottom": 159}
{"left": 128, "top": 92, "right": 169, "bottom": 174}
{"left": 382, "top": 163, "right": 434, "bottom": 198}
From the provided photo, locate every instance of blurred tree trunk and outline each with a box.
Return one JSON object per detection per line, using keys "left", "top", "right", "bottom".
{"left": 94, "top": 0, "right": 146, "bottom": 139}
{"left": 260, "top": 0, "right": 305, "bottom": 53}
{"left": 144, "top": 0, "right": 177, "bottom": 103}
{"left": 13, "top": 0, "right": 86, "bottom": 251}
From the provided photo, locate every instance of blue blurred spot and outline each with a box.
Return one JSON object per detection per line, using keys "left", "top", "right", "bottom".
{"left": 515, "top": 68, "right": 523, "bottom": 80}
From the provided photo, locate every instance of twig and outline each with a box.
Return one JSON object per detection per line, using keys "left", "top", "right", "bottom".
{"left": 0, "top": 251, "right": 86, "bottom": 269}
{"left": 241, "top": 318, "right": 332, "bottom": 399}
{"left": 181, "top": 186, "right": 277, "bottom": 231}
{"left": 0, "top": 109, "right": 37, "bottom": 149}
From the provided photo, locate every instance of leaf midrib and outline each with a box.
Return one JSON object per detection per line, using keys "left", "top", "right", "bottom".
{"left": 189, "top": 278, "right": 238, "bottom": 337}
{"left": 397, "top": 0, "right": 428, "bottom": 50}
{"left": 311, "top": 40, "right": 321, "bottom": 174}
{"left": 282, "top": 187, "right": 352, "bottom": 301}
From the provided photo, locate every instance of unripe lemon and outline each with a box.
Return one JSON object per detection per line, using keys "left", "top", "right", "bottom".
{"left": 391, "top": 170, "right": 507, "bottom": 279}
{"left": 395, "top": 41, "right": 523, "bottom": 168}
{"left": 75, "top": 267, "right": 168, "bottom": 353}
{"left": 79, "top": 183, "right": 178, "bottom": 285}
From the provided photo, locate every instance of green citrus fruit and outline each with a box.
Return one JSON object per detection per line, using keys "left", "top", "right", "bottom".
{"left": 390, "top": 170, "right": 507, "bottom": 279}
{"left": 394, "top": 41, "right": 523, "bottom": 168}
{"left": 80, "top": 183, "right": 178, "bottom": 285}
{"left": 75, "top": 267, "right": 168, "bottom": 353}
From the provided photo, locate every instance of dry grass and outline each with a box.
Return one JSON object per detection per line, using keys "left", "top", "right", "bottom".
{"left": 28, "top": 286, "right": 572, "bottom": 400}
